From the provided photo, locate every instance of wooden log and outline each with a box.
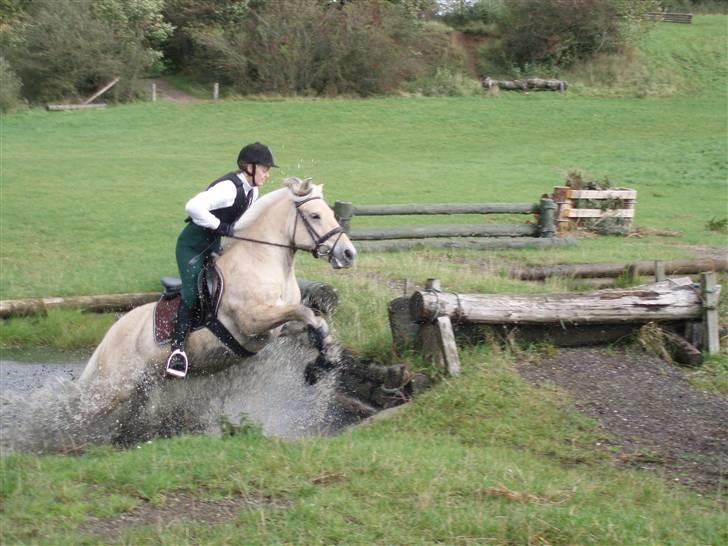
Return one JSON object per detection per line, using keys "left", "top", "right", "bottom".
{"left": 349, "top": 203, "right": 538, "bottom": 216}
{"left": 354, "top": 236, "right": 576, "bottom": 253}
{"left": 538, "top": 198, "right": 556, "bottom": 237}
{"left": 436, "top": 316, "right": 461, "bottom": 376}
{"left": 388, "top": 296, "right": 421, "bottom": 355}
{"left": 0, "top": 279, "right": 337, "bottom": 319}
{"left": 701, "top": 272, "right": 721, "bottom": 354}
{"left": 510, "top": 257, "right": 728, "bottom": 281}
{"left": 568, "top": 208, "right": 634, "bottom": 218}
{"left": 350, "top": 223, "right": 537, "bottom": 240}
{"left": 409, "top": 278, "right": 702, "bottom": 325}
{"left": 0, "top": 293, "right": 159, "bottom": 318}
{"left": 82, "top": 77, "right": 119, "bottom": 105}
{"left": 662, "top": 329, "right": 703, "bottom": 367}
{"left": 47, "top": 104, "right": 107, "bottom": 111}
{"left": 334, "top": 201, "right": 354, "bottom": 234}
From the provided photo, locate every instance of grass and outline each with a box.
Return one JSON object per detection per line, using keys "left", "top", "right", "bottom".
{"left": 0, "top": 14, "right": 727, "bottom": 546}
{"left": 1, "top": 348, "right": 726, "bottom": 545}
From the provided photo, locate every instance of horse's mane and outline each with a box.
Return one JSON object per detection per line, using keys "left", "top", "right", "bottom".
{"left": 233, "top": 177, "right": 323, "bottom": 232}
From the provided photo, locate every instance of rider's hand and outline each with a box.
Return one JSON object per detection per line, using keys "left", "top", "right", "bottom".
{"left": 216, "top": 222, "right": 235, "bottom": 237}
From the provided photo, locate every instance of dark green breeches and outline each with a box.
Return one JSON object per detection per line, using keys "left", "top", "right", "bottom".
{"left": 175, "top": 223, "right": 220, "bottom": 307}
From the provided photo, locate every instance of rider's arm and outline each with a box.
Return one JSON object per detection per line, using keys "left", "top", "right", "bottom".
{"left": 185, "top": 180, "right": 238, "bottom": 230}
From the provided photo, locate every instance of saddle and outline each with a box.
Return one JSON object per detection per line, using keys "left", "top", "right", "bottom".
{"left": 153, "top": 263, "right": 255, "bottom": 357}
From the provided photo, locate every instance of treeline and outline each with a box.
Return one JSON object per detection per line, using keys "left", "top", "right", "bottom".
{"left": 0, "top": 0, "right": 682, "bottom": 111}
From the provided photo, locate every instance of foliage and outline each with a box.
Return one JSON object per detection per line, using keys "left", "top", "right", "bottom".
{"left": 169, "top": 0, "right": 460, "bottom": 96}
{"left": 4, "top": 0, "right": 171, "bottom": 103}
{"left": 0, "top": 55, "right": 23, "bottom": 112}
{"left": 404, "top": 66, "right": 482, "bottom": 96}
{"left": 477, "top": 0, "right": 661, "bottom": 76}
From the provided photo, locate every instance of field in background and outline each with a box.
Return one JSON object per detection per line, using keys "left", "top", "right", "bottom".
{"left": 0, "top": 15, "right": 726, "bottom": 546}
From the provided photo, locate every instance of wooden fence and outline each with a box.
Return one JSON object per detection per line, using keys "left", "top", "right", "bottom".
{"left": 552, "top": 186, "right": 636, "bottom": 233}
{"left": 389, "top": 273, "right": 721, "bottom": 376}
{"left": 645, "top": 12, "right": 693, "bottom": 23}
{"left": 333, "top": 198, "right": 575, "bottom": 251}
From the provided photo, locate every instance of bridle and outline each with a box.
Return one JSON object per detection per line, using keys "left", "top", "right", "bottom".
{"left": 226, "top": 195, "right": 344, "bottom": 261}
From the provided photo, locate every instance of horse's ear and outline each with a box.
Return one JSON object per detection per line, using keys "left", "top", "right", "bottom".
{"left": 283, "top": 176, "right": 314, "bottom": 196}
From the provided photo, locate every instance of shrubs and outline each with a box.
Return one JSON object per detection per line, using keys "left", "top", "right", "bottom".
{"left": 0, "top": 57, "right": 24, "bottom": 112}
{"left": 4, "top": 0, "right": 170, "bottom": 104}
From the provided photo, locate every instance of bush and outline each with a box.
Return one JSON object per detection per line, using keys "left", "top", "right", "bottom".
{"left": 5, "top": 0, "right": 170, "bottom": 103}
{"left": 0, "top": 57, "right": 24, "bottom": 112}
{"left": 480, "top": 0, "right": 660, "bottom": 76}
{"left": 180, "top": 0, "right": 460, "bottom": 97}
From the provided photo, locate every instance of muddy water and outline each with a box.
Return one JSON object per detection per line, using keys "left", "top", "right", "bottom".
{"left": 1, "top": 338, "right": 357, "bottom": 454}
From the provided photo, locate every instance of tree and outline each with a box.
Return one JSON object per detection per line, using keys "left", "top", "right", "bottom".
{"left": 6, "top": 0, "right": 171, "bottom": 103}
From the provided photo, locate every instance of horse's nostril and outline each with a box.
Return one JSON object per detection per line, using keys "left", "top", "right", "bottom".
{"left": 344, "top": 249, "right": 354, "bottom": 260}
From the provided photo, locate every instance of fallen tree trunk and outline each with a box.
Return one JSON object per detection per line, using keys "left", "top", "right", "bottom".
{"left": 0, "top": 279, "right": 338, "bottom": 319}
{"left": 509, "top": 257, "right": 728, "bottom": 281}
{"left": 409, "top": 278, "right": 704, "bottom": 325}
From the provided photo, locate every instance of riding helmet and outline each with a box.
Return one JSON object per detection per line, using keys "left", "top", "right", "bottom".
{"left": 237, "top": 142, "right": 278, "bottom": 168}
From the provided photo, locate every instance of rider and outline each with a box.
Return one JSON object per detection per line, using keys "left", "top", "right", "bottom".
{"left": 165, "top": 142, "right": 278, "bottom": 378}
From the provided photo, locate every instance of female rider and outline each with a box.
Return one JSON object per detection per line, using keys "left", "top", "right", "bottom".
{"left": 166, "top": 142, "right": 278, "bottom": 378}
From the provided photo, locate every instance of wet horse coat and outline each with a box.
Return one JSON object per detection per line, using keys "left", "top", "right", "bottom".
{"left": 78, "top": 178, "right": 357, "bottom": 407}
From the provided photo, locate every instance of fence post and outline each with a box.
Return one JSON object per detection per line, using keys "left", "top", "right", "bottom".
{"left": 334, "top": 201, "right": 354, "bottom": 234}
{"left": 151, "top": 83, "right": 157, "bottom": 102}
{"left": 213, "top": 82, "right": 219, "bottom": 100}
{"left": 538, "top": 198, "right": 556, "bottom": 238}
{"left": 701, "top": 272, "right": 720, "bottom": 354}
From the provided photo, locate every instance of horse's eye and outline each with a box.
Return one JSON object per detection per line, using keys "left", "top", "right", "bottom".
{"left": 311, "top": 213, "right": 321, "bottom": 220}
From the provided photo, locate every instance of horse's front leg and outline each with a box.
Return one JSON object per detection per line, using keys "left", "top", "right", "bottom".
{"left": 235, "top": 303, "right": 332, "bottom": 349}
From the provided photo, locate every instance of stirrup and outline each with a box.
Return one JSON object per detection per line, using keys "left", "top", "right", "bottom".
{"left": 165, "top": 349, "right": 189, "bottom": 378}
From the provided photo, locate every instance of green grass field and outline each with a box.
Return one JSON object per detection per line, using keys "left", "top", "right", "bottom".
{"left": 0, "top": 15, "right": 726, "bottom": 546}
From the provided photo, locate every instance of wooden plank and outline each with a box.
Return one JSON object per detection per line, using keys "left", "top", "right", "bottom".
{"left": 569, "top": 189, "right": 637, "bottom": 199}
{"left": 436, "top": 316, "right": 461, "bottom": 376}
{"left": 0, "top": 292, "right": 159, "bottom": 318}
{"left": 351, "top": 203, "right": 538, "bottom": 216}
{"left": 568, "top": 209, "right": 635, "bottom": 218}
{"left": 510, "top": 258, "right": 728, "bottom": 280}
{"left": 350, "top": 223, "right": 538, "bottom": 240}
{"left": 47, "top": 104, "right": 107, "bottom": 111}
{"left": 409, "top": 278, "right": 702, "bottom": 325}
{"left": 82, "top": 77, "right": 119, "bottom": 105}
{"left": 701, "top": 272, "right": 721, "bottom": 354}
{"left": 354, "top": 236, "right": 576, "bottom": 252}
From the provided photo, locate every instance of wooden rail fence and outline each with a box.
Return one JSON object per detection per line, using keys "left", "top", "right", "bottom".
{"left": 334, "top": 199, "right": 576, "bottom": 252}
{"left": 552, "top": 186, "right": 636, "bottom": 232}
{"left": 645, "top": 12, "right": 693, "bottom": 23}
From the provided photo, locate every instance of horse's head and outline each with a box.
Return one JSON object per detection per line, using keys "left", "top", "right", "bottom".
{"left": 284, "top": 177, "right": 357, "bottom": 269}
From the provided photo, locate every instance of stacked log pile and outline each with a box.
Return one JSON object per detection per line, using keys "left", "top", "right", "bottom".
{"left": 482, "top": 77, "right": 567, "bottom": 92}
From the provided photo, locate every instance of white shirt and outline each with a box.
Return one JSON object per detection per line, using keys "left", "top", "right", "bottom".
{"left": 185, "top": 172, "right": 258, "bottom": 230}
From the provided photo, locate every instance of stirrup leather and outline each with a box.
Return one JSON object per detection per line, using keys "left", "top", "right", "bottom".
{"left": 166, "top": 349, "right": 189, "bottom": 378}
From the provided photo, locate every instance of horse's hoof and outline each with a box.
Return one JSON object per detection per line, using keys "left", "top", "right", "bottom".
{"left": 304, "top": 353, "right": 338, "bottom": 385}
{"left": 307, "top": 324, "right": 329, "bottom": 351}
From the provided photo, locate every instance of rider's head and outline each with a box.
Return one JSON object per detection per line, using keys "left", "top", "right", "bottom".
{"left": 237, "top": 142, "right": 278, "bottom": 187}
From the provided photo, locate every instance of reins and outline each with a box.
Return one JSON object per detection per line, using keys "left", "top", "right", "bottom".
{"left": 226, "top": 195, "right": 343, "bottom": 260}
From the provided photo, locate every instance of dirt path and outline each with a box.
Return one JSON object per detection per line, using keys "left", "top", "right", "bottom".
{"left": 145, "top": 78, "right": 205, "bottom": 104}
{"left": 516, "top": 346, "right": 727, "bottom": 495}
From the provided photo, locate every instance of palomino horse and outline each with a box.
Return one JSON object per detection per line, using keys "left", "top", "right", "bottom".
{"left": 78, "top": 177, "right": 357, "bottom": 408}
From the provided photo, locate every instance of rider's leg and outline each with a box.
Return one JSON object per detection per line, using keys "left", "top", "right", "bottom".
{"left": 166, "top": 224, "right": 214, "bottom": 378}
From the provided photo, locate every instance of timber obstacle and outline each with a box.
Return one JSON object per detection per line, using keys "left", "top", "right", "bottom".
{"left": 389, "top": 274, "right": 722, "bottom": 376}
{"left": 333, "top": 199, "right": 576, "bottom": 252}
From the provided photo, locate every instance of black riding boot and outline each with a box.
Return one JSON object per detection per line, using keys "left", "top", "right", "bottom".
{"left": 166, "top": 300, "right": 193, "bottom": 378}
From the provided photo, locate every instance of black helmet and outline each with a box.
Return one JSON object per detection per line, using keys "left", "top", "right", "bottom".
{"left": 237, "top": 142, "right": 278, "bottom": 168}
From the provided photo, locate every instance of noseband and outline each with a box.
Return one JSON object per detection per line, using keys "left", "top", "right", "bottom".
{"left": 293, "top": 196, "right": 344, "bottom": 260}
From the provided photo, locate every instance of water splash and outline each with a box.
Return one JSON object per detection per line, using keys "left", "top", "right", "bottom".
{"left": 1, "top": 337, "right": 357, "bottom": 454}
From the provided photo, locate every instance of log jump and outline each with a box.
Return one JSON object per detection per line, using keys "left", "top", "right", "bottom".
{"left": 334, "top": 199, "right": 576, "bottom": 252}
{"left": 389, "top": 274, "right": 721, "bottom": 375}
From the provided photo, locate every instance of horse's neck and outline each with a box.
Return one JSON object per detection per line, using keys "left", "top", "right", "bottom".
{"left": 219, "top": 192, "right": 296, "bottom": 273}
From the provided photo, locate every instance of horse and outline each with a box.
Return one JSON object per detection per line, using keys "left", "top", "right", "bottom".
{"left": 78, "top": 177, "right": 357, "bottom": 411}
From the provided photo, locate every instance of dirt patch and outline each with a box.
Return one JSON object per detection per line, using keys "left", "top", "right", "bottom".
{"left": 516, "top": 346, "right": 727, "bottom": 495}
{"left": 145, "top": 78, "right": 204, "bottom": 104}
{"left": 83, "top": 491, "right": 286, "bottom": 542}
